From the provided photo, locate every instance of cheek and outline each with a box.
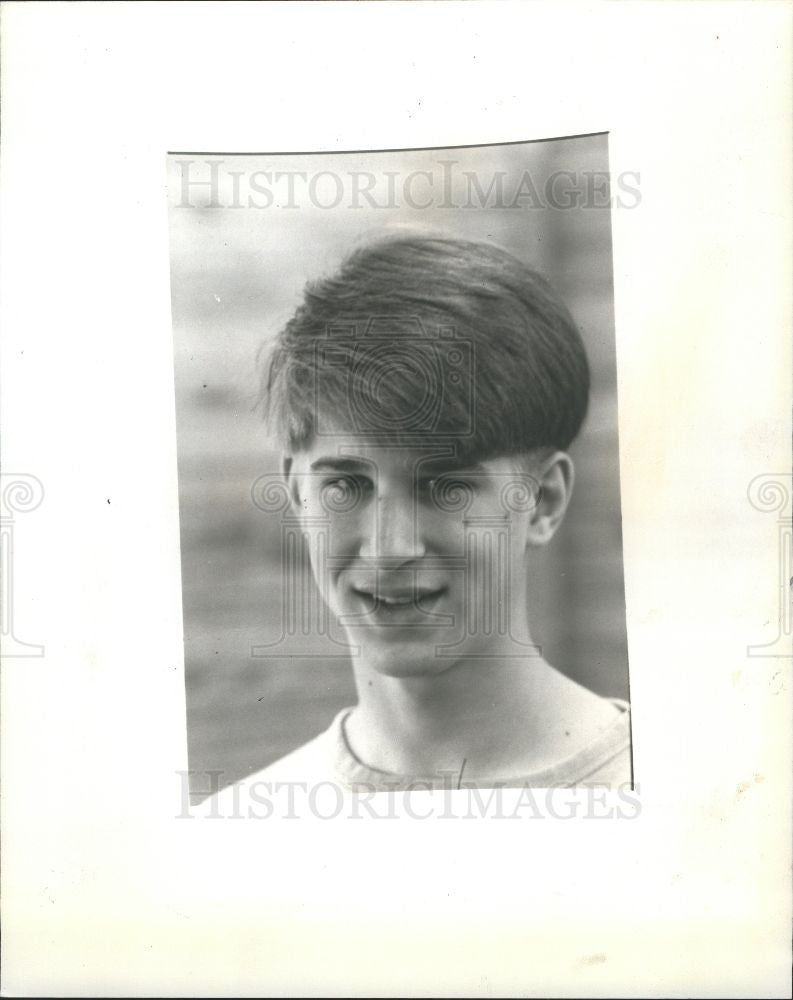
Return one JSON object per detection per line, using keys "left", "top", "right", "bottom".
{"left": 508, "top": 511, "right": 532, "bottom": 549}
{"left": 300, "top": 515, "right": 361, "bottom": 600}
{"left": 420, "top": 508, "right": 466, "bottom": 550}
{"left": 324, "top": 514, "right": 362, "bottom": 560}
{"left": 457, "top": 513, "right": 530, "bottom": 579}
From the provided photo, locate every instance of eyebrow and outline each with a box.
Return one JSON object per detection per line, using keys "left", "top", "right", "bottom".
{"left": 308, "top": 457, "right": 488, "bottom": 475}
{"left": 309, "top": 457, "right": 372, "bottom": 472}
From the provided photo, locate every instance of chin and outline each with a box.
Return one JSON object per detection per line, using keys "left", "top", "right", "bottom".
{"left": 356, "top": 637, "right": 457, "bottom": 679}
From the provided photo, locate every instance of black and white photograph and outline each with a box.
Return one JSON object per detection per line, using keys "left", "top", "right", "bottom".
{"left": 168, "top": 137, "right": 633, "bottom": 805}
{"left": 2, "top": 3, "right": 791, "bottom": 996}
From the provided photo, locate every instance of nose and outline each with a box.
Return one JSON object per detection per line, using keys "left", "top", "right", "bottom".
{"left": 360, "top": 492, "right": 426, "bottom": 562}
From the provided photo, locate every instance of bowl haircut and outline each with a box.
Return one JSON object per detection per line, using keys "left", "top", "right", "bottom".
{"left": 260, "top": 234, "right": 590, "bottom": 467}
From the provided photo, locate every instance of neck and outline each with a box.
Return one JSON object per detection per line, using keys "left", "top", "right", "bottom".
{"left": 345, "top": 642, "right": 572, "bottom": 781}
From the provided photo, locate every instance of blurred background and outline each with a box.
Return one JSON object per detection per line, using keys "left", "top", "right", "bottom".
{"left": 167, "top": 136, "right": 629, "bottom": 800}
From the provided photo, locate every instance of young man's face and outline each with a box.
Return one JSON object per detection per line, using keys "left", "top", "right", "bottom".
{"left": 285, "top": 438, "right": 555, "bottom": 678}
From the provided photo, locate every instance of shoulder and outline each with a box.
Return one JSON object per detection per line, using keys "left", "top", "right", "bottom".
{"left": 521, "top": 665, "right": 632, "bottom": 787}
{"left": 533, "top": 667, "right": 622, "bottom": 750}
{"left": 555, "top": 694, "right": 632, "bottom": 787}
{"left": 192, "top": 712, "right": 349, "bottom": 818}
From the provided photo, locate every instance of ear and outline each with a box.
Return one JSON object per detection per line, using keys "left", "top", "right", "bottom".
{"left": 281, "top": 454, "right": 301, "bottom": 512}
{"left": 525, "top": 451, "right": 575, "bottom": 548}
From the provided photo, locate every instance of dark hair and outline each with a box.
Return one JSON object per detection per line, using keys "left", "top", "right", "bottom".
{"left": 260, "top": 233, "right": 590, "bottom": 462}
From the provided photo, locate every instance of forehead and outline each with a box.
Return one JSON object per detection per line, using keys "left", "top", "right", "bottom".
{"left": 292, "top": 437, "right": 521, "bottom": 477}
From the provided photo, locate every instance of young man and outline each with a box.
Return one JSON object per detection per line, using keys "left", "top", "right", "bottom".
{"left": 223, "top": 233, "right": 630, "bottom": 799}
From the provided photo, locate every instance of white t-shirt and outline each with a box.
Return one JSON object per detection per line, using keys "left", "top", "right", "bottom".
{"left": 196, "top": 698, "right": 632, "bottom": 813}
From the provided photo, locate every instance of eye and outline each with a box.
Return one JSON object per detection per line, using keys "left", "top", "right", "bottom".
{"left": 319, "top": 474, "right": 371, "bottom": 513}
{"left": 322, "top": 474, "right": 370, "bottom": 491}
{"left": 420, "top": 474, "right": 477, "bottom": 512}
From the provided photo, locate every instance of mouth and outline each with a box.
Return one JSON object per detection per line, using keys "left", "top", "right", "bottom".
{"left": 349, "top": 585, "right": 448, "bottom": 623}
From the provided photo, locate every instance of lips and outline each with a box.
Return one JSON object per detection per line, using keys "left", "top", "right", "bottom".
{"left": 351, "top": 586, "right": 447, "bottom": 607}
{"left": 346, "top": 581, "right": 449, "bottom": 628}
